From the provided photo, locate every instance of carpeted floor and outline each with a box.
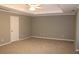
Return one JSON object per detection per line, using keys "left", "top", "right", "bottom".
{"left": 0, "top": 37, "right": 75, "bottom": 54}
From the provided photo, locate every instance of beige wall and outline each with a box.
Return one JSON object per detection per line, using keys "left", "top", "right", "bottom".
{"left": 0, "top": 11, "right": 10, "bottom": 45}
{"left": 0, "top": 11, "right": 32, "bottom": 45}
{"left": 19, "top": 15, "right": 32, "bottom": 39}
{"left": 32, "top": 15, "right": 76, "bottom": 40}
{"left": 76, "top": 10, "right": 79, "bottom": 49}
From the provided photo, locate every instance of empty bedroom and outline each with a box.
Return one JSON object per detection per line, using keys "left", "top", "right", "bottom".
{"left": 0, "top": 4, "right": 78, "bottom": 54}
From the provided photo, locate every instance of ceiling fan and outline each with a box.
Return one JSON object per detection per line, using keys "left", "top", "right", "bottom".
{"left": 28, "top": 4, "right": 41, "bottom": 11}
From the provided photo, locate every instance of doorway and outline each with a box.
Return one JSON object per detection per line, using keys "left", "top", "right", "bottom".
{"left": 10, "top": 16, "right": 19, "bottom": 42}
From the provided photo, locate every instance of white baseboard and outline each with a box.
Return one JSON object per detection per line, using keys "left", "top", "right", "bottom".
{"left": 0, "top": 41, "right": 12, "bottom": 46}
{"left": 31, "top": 36, "right": 74, "bottom": 42}
{"left": 20, "top": 36, "right": 31, "bottom": 41}
{"left": 0, "top": 36, "right": 74, "bottom": 46}
{"left": 0, "top": 36, "right": 31, "bottom": 47}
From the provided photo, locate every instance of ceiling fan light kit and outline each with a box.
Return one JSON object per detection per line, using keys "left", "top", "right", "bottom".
{"left": 29, "top": 7, "right": 36, "bottom": 11}
{"left": 29, "top": 4, "right": 40, "bottom": 11}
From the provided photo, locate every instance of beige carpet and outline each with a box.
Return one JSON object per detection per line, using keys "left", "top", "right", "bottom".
{"left": 0, "top": 37, "right": 75, "bottom": 54}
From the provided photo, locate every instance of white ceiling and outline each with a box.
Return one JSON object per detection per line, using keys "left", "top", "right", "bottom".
{"left": 0, "top": 4, "right": 79, "bottom": 16}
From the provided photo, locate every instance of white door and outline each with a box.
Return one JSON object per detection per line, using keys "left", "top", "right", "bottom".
{"left": 10, "top": 16, "right": 19, "bottom": 42}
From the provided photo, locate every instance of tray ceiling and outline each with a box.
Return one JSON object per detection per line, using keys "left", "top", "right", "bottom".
{"left": 0, "top": 4, "right": 79, "bottom": 16}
